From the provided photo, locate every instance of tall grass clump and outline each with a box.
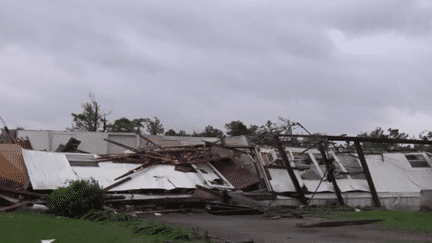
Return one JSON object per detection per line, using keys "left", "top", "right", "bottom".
{"left": 46, "top": 179, "right": 104, "bottom": 218}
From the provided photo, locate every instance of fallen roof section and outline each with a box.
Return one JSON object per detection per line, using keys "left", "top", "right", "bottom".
{"left": 21, "top": 149, "right": 77, "bottom": 189}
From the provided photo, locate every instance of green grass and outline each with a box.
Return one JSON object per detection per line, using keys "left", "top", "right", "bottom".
{"left": 0, "top": 210, "right": 155, "bottom": 243}
{"left": 338, "top": 209, "right": 432, "bottom": 234}
{"left": 298, "top": 206, "right": 432, "bottom": 234}
{"left": 0, "top": 210, "right": 212, "bottom": 243}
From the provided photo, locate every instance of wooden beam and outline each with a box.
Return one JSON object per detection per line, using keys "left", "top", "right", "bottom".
{"left": 354, "top": 141, "right": 381, "bottom": 207}
{"left": 103, "top": 138, "right": 138, "bottom": 152}
{"left": 273, "top": 135, "right": 308, "bottom": 205}
{"left": 318, "top": 142, "right": 345, "bottom": 206}
{"left": 138, "top": 134, "right": 161, "bottom": 147}
{"left": 0, "top": 199, "right": 39, "bottom": 212}
{"left": 103, "top": 177, "right": 132, "bottom": 191}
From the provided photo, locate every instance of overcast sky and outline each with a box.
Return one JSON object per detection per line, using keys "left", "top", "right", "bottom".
{"left": 1, "top": 0, "right": 432, "bottom": 137}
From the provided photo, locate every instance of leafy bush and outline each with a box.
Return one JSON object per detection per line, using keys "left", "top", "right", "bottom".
{"left": 46, "top": 179, "right": 105, "bottom": 218}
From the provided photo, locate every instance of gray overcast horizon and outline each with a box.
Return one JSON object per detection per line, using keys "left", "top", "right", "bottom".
{"left": 1, "top": 0, "right": 432, "bottom": 138}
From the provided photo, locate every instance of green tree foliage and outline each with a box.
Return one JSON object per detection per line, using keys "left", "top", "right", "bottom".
{"left": 144, "top": 117, "right": 164, "bottom": 135}
{"left": 109, "top": 117, "right": 146, "bottom": 133}
{"left": 357, "top": 127, "right": 411, "bottom": 151}
{"left": 413, "top": 130, "right": 432, "bottom": 152}
{"left": 165, "top": 129, "right": 177, "bottom": 136}
{"left": 199, "top": 125, "right": 225, "bottom": 139}
{"left": 68, "top": 93, "right": 112, "bottom": 132}
{"left": 177, "top": 130, "right": 187, "bottom": 136}
{"left": 224, "top": 120, "right": 252, "bottom": 136}
{"left": 46, "top": 179, "right": 105, "bottom": 219}
{"left": 248, "top": 120, "right": 275, "bottom": 144}
{"left": 164, "top": 129, "right": 189, "bottom": 136}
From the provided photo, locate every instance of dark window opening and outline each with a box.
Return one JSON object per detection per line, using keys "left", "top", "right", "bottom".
{"left": 405, "top": 154, "right": 430, "bottom": 168}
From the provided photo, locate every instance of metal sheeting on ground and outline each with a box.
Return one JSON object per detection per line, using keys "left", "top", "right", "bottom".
{"left": 106, "top": 165, "right": 204, "bottom": 191}
{"left": 19, "top": 148, "right": 218, "bottom": 191}
{"left": 21, "top": 149, "right": 77, "bottom": 189}
{"left": 71, "top": 165, "right": 141, "bottom": 189}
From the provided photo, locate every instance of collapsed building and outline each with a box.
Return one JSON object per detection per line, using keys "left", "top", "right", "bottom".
{"left": 1, "top": 130, "right": 432, "bottom": 213}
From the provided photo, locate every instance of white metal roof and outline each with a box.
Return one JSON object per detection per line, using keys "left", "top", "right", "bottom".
{"left": 21, "top": 149, "right": 77, "bottom": 189}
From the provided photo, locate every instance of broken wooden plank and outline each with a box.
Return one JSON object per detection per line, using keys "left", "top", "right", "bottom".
{"left": 0, "top": 199, "right": 39, "bottom": 212}
{"left": 103, "top": 177, "right": 132, "bottom": 191}
{"left": 296, "top": 218, "right": 384, "bottom": 228}
{"left": 103, "top": 138, "right": 139, "bottom": 153}
{"left": 0, "top": 187, "right": 45, "bottom": 199}
{"left": 0, "top": 193, "right": 19, "bottom": 204}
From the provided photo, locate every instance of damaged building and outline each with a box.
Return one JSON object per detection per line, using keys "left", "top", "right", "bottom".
{"left": 1, "top": 130, "right": 432, "bottom": 214}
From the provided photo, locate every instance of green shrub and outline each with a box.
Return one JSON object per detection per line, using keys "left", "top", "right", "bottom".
{"left": 80, "top": 209, "right": 137, "bottom": 223}
{"left": 46, "top": 179, "right": 105, "bottom": 218}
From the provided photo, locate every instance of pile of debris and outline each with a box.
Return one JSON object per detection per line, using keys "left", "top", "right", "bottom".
{"left": 0, "top": 132, "right": 274, "bottom": 216}
{"left": 3, "top": 126, "right": 432, "bottom": 215}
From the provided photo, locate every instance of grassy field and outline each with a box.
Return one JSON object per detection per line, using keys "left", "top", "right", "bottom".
{"left": 339, "top": 209, "right": 432, "bottom": 233}
{"left": 3, "top": 206, "right": 431, "bottom": 242}
{"left": 0, "top": 210, "right": 210, "bottom": 243}
{"left": 298, "top": 206, "right": 432, "bottom": 234}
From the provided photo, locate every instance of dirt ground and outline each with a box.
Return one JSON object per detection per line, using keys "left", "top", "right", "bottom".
{"left": 144, "top": 212, "right": 432, "bottom": 243}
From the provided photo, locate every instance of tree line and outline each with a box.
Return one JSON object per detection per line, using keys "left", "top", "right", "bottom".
{"left": 63, "top": 93, "right": 432, "bottom": 152}
{"left": 67, "top": 94, "right": 296, "bottom": 141}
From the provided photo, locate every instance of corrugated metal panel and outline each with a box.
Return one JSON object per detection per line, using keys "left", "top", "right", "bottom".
{"left": 21, "top": 149, "right": 77, "bottom": 189}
